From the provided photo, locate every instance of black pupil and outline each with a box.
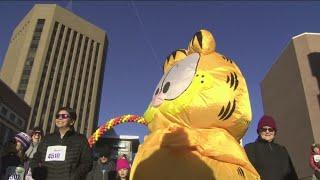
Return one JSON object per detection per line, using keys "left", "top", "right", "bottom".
{"left": 155, "top": 88, "right": 160, "bottom": 95}
{"left": 163, "top": 82, "right": 170, "bottom": 93}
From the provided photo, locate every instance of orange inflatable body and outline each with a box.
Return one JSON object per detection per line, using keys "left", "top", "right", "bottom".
{"left": 130, "top": 30, "right": 260, "bottom": 180}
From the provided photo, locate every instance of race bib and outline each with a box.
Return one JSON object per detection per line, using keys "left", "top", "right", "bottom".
{"left": 45, "top": 145, "right": 67, "bottom": 161}
{"left": 314, "top": 155, "right": 320, "bottom": 162}
{"left": 6, "top": 166, "right": 24, "bottom": 180}
{"left": 8, "top": 174, "right": 19, "bottom": 180}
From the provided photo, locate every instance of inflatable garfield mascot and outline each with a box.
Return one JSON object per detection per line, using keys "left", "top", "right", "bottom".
{"left": 130, "top": 30, "right": 260, "bottom": 180}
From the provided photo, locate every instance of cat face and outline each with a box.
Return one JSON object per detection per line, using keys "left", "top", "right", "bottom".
{"left": 144, "top": 30, "right": 252, "bottom": 140}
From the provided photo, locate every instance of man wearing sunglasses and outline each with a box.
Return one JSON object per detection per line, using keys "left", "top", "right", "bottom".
{"left": 244, "top": 115, "right": 298, "bottom": 180}
{"left": 30, "top": 107, "right": 93, "bottom": 180}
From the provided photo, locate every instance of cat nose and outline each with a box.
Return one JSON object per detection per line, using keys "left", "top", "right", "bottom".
{"left": 151, "top": 93, "right": 166, "bottom": 107}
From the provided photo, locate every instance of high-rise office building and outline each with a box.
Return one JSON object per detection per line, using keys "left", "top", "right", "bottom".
{"left": 0, "top": 4, "right": 107, "bottom": 137}
{"left": 261, "top": 33, "right": 320, "bottom": 179}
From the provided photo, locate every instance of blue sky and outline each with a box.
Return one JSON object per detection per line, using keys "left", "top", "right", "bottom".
{"left": 1, "top": 1, "right": 320, "bottom": 144}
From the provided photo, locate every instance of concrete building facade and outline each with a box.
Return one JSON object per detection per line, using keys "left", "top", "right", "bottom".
{"left": 261, "top": 33, "right": 320, "bottom": 180}
{"left": 0, "top": 4, "right": 107, "bottom": 137}
{"left": 0, "top": 80, "right": 31, "bottom": 149}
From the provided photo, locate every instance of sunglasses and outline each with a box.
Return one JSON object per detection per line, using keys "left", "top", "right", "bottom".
{"left": 260, "top": 127, "right": 275, "bottom": 132}
{"left": 55, "top": 113, "right": 70, "bottom": 119}
{"left": 33, "top": 131, "right": 42, "bottom": 136}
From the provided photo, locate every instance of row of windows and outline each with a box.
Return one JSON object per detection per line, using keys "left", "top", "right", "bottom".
{"left": 47, "top": 27, "right": 72, "bottom": 133}
{"left": 0, "top": 103, "right": 25, "bottom": 128}
{"left": 59, "top": 31, "right": 77, "bottom": 108}
{"left": 79, "top": 41, "right": 94, "bottom": 132}
{"left": 30, "top": 20, "right": 101, "bottom": 134}
{"left": 17, "top": 19, "right": 45, "bottom": 98}
{"left": 29, "top": 22, "right": 59, "bottom": 129}
{"left": 75, "top": 37, "right": 89, "bottom": 130}
{"left": 67, "top": 34, "right": 83, "bottom": 107}
{"left": 43, "top": 24, "right": 65, "bottom": 134}
{"left": 84, "top": 43, "right": 101, "bottom": 134}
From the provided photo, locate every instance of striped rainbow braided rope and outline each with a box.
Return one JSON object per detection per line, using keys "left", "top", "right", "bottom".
{"left": 88, "top": 114, "right": 148, "bottom": 148}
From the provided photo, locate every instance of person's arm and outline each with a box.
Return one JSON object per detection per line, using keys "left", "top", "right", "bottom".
{"left": 71, "top": 135, "right": 93, "bottom": 180}
{"left": 86, "top": 161, "right": 96, "bottom": 180}
{"left": 244, "top": 143, "right": 256, "bottom": 166}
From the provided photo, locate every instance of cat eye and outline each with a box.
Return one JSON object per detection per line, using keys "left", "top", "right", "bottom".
{"left": 162, "top": 82, "right": 170, "bottom": 93}
{"left": 152, "top": 53, "right": 199, "bottom": 100}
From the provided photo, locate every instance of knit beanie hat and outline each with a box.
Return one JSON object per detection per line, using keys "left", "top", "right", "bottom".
{"left": 99, "top": 149, "right": 111, "bottom": 158}
{"left": 116, "top": 157, "right": 130, "bottom": 171}
{"left": 257, "top": 115, "right": 277, "bottom": 133}
{"left": 14, "top": 132, "right": 32, "bottom": 150}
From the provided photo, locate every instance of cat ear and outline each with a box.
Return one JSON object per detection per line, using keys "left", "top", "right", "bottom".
{"left": 188, "top": 29, "right": 216, "bottom": 55}
{"left": 163, "top": 49, "right": 188, "bottom": 73}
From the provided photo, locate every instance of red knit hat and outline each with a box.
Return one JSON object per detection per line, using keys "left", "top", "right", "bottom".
{"left": 257, "top": 115, "right": 277, "bottom": 133}
{"left": 116, "top": 157, "right": 130, "bottom": 171}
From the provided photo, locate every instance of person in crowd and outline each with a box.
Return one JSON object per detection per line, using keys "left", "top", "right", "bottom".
{"left": 310, "top": 143, "right": 320, "bottom": 180}
{"left": 244, "top": 115, "right": 298, "bottom": 180}
{"left": 25, "top": 127, "right": 43, "bottom": 159}
{"left": 30, "top": 107, "right": 93, "bottom": 180}
{"left": 24, "top": 127, "right": 43, "bottom": 180}
{"left": 86, "top": 148, "right": 116, "bottom": 180}
{"left": 0, "top": 132, "right": 31, "bottom": 180}
{"left": 116, "top": 156, "right": 130, "bottom": 180}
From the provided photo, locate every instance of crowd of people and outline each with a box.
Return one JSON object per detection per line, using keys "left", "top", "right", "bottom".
{"left": 0, "top": 107, "right": 319, "bottom": 180}
{"left": 0, "top": 107, "right": 131, "bottom": 180}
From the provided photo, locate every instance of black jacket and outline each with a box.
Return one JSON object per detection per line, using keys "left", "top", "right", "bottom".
{"left": 86, "top": 160, "right": 116, "bottom": 180}
{"left": 0, "top": 152, "right": 22, "bottom": 179}
{"left": 30, "top": 128, "right": 93, "bottom": 180}
{"left": 244, "top": 137, "right": 298, "bottom": 180}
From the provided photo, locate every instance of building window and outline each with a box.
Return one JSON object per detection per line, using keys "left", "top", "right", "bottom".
{"left": 1, "top": 107, "right": 8, "bottom": 116}
{"left": 17, "top": 119, "right": 23, "bottom": 127}
{"left": 17, "top": 89, "right": 26, "bottom": 94}
{"left": 20, "top": 79, "right": 28, "bottom": 84}
{"left": 9, "top": 113, "right": 16, "bottom": 122}
{"left": 23, "top": 69, "right": 31, "bottom": 75}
